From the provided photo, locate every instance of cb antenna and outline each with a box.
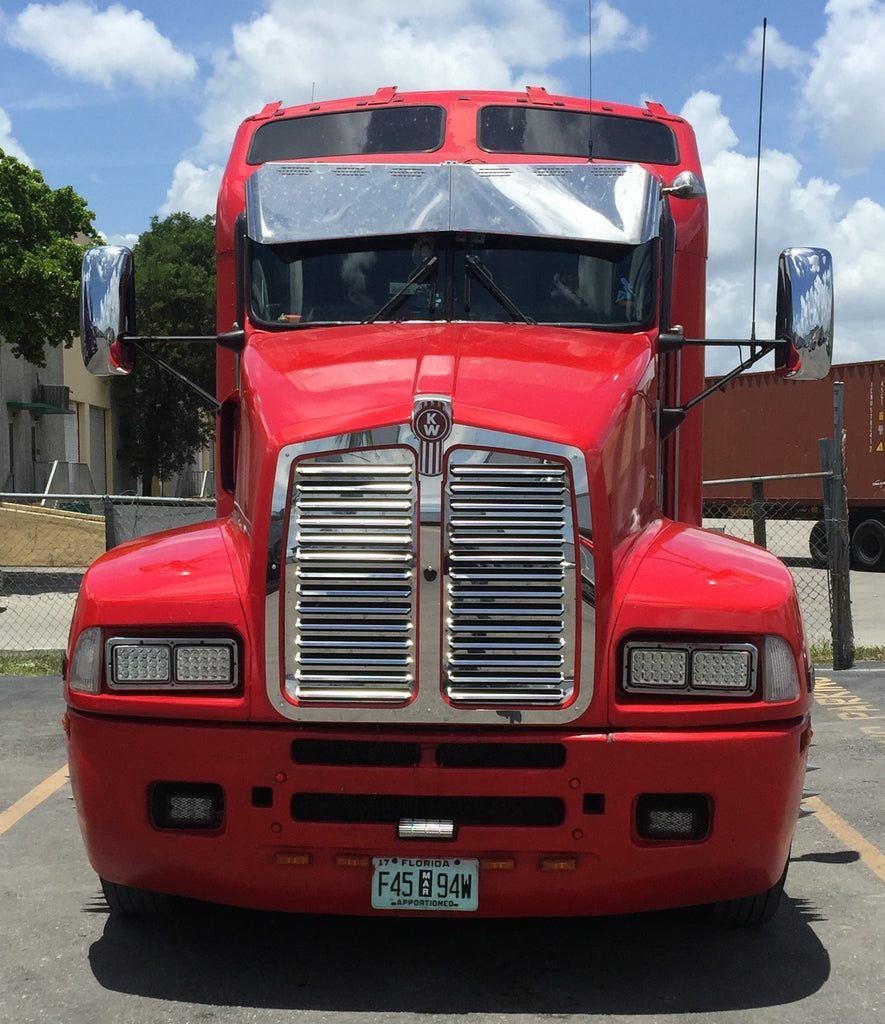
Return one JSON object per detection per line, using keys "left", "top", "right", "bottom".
{"left": 750, "top": 17, "right": 768, "bottom": 344}
{"left": 587, "top": 1, "right": 594, "bottom": 160}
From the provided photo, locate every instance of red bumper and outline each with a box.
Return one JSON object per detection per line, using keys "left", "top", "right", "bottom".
{"left": 66, "top": 711, "right": 808, "bottom": 916}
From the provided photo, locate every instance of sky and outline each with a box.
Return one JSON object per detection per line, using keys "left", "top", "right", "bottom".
{"left": 1, "top": 0, "right": 884, "bottom": 373}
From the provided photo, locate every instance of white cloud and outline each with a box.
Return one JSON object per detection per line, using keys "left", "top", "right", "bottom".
{"left": 191, "top": 0, "right": 594, "bottom": 163}
{"left": 593, "top": 0, "right": 650, "bottom": 54}
{"left": 735, "top": 22, "right": 808, "bottom": 74}
{"left": 804, "top": 0, "right": 885, "bottom": 173}
{"left": 159, "top": 159, "right": 221, "bottom": 219}
{"left": 0, "top": 107, "right": 32, "bottom": 164}
{"left": 684, "top": 90, "right": 885, "bottom": 371}
{"left": 99, "top": 230, "right": 140, "bottom": 248}
{"left": 7, "top": 2, "right": 197, "bottom": 90}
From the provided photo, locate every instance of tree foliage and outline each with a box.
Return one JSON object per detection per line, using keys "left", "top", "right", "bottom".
{"left": 0, "top": 149, "right": 99, "bottom": 366}
{"left": 114, "top": 212, "right": 217, "bottom": 494}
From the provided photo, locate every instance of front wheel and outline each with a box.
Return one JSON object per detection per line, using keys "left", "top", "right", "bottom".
{"left": 100, "top": 877, "right": 175, "bottom": 916}
{"left": 707, "top": 859, "right": 788, "bottom": 926}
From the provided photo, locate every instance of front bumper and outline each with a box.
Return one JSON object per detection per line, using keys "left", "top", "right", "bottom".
{"left": 67, "top": 711, "right": 808, "bottom": 916}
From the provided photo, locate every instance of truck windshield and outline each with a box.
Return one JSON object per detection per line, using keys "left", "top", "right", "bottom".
{"left": 249, "top": 233, "right": 657, "bottom": 330}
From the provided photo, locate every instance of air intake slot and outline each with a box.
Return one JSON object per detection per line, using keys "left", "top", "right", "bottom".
{"left": 291, "top": 792, "right": 565, "bottom": 827}
{"left": 291, "top": 739, "right": 421, "bottom": 766}
{"left": 435, "top": 742, "right": 566, "bottom": 768}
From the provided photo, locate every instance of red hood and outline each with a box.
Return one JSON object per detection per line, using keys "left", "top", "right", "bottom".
{"left": 243, "top": 321, "right": 656, "bottom": 453}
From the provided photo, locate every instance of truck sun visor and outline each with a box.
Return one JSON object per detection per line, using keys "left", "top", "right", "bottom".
{"left": 245, "top": 163, "right": 663, "bottom": 247}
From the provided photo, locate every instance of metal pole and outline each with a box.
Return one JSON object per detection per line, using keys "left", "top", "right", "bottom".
{"left": 751, "top": 479, "right": 767, "bottom": 548}
{"left": 829, "top": 382, "right": 854, "bottom": 669}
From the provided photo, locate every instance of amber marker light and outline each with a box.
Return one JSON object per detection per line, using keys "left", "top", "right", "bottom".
{"left": 273, "top": 852, "right": 311, "bottom": 866}
{"left": 540, "top": 856, "right": 577, "bottom": 872}
{"left": 480, "top": 857, "right": 515, "bottom": 871}
{"left": 335, "top": 855, "right": 370, "bottom": 868}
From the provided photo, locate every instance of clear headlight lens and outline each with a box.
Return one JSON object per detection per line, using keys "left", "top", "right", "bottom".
{"left": 623, "top": 641, "right": 757, "bottom": 696}
{"left": 106, "top": 637, "right": 238, "bottom": 691}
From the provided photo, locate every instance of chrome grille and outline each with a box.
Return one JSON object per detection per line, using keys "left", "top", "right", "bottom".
{"left": 286, "top": 457, "right": 417, "bottom": 702}
{"left": 444, "top": 459, "right": 575, "bottom": 704}
{"left": 273, "top": 436, "right": 588, "bottom": 721}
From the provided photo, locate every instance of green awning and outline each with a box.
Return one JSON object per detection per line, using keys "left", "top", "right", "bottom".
{"left": 6, "top": 401, "right": 75, "bottom": 415}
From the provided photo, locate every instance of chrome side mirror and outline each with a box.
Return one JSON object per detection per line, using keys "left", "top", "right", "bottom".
{"left": 774, "top": 247, "right": 833, "bottom": 380}
{"left": 80, "top": 245, "right": 137, "bottom": 375}
{"left": 661, "top": 170, "right": 706, "bottom": 200}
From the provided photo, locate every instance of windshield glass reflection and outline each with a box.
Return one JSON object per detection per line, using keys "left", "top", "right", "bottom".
{"left": 250, "top": 232, "right": 656, "bottom": 330}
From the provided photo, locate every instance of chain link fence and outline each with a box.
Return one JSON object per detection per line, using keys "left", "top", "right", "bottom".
{"left": 703, "top": 474, "right": 843, "bottom": 647}
{"left": 0, "top": 495, "right": 214, "bottom": 655}
{"left": 2, "top": 483, "right": 848, "bottom": 656}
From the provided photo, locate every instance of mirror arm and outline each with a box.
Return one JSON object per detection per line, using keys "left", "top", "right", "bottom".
{"left": 127, "top": 337, "right": 221, "bottom": 412}
{"left": 658, "top": 340, "right": 778, "bottom": 438}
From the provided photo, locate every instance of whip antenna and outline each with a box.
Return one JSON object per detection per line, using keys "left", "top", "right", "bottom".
{"left": 587, "top": 0, "right": 594, "bottom": 160}
{"left": 750, "top": 17, "right": 767, "bottom": 343}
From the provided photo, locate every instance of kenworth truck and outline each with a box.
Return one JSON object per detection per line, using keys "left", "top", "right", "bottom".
{"left": 69, "top": 87, "right": 833, "bottom": 923}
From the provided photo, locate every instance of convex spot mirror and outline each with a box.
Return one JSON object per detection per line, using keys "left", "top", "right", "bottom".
{"left": 80, "top": 245, "right": 137, "bottom": 376}
{"left": 775, "top": 247, "right": 833, "bottom": 381}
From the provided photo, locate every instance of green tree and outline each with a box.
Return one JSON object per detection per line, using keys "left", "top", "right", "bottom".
{"left": 115, "top": 212, "right": 216, "bottom": 495}
{"left": 0, "top": 149, "right": 98, "bottom": 366}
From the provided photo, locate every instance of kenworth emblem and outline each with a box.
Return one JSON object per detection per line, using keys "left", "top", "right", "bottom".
{"left": 412, "top": 396, "right": 453, "bottom": 476}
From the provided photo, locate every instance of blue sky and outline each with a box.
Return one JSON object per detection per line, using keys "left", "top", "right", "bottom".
{"left": 1, "top": 0, "right": 884, "bottom": 368}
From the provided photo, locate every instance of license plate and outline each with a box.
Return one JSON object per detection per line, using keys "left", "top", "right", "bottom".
{"left": 371, "top": 857, "right": 479, "bottom": 912}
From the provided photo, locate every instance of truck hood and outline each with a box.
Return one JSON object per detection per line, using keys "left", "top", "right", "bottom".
{"left": 243, "top": 321, "right": 657, "bottom": 455}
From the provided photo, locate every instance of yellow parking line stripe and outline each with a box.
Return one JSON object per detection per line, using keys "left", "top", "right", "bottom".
{"left": 0, "top": 765, "right": 69, "bottom": 838}
{"left": 805, "top": 795, "right": 885, "bottom": 884}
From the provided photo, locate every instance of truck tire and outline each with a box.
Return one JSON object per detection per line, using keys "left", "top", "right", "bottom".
{"left": 809, "top": 520, "right": 829, "bottom": 568}
{"left": 100, "top": 877, "right": 174, "bottom": 916}
{"left": 850, "top": 518, "right": 885, "bottom": 571}
{"left": 707, "top": 859, "right": 788, "bottom": 926}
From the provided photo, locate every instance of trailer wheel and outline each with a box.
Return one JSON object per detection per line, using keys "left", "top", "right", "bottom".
{"left": 707, "top": 859, "right": 788, "bottom": 926}
{"left": 100, "top": 877, "right": 174, "bottom": 916}
{"left": 809, "top": 520, "right": 829, "bottom": 568}
{"left": 850, "top": 518, "right": 885, "bottom": 571}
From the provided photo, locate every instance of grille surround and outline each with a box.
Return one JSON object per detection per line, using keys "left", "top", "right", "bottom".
{"left": 265, "top": 425, "right": 594, "bottom": 723}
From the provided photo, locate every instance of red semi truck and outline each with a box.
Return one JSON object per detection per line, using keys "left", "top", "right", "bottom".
{"left": 703, "top": 360, "right": 885, "bottom": 570}
{"left": 68, "top": 87, "right": 833, "bottom": 923}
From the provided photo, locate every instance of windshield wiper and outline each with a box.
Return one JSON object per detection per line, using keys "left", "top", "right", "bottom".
{"left": 464, "top": 254, "right": 534, "bottom": 324}
{"left": 364, "top": 255, "right": 438, "bottom": 323}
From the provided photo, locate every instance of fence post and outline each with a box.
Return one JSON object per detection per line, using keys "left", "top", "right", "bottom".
{"left": 828, "top": 381, "right": 853, "bottom": 669}
{"left": 102, "top": 495, "right": 117, "bottom": 551}
{"left": 751, "top": 479, "right": 767, "bottom": 548}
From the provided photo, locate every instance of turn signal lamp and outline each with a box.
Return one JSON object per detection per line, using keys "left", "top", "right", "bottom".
{"left": 68, "top": 626, "right": 103, "bottom": 693}
{"left": 762, "top": 636, "right": 801, "bottom": 703}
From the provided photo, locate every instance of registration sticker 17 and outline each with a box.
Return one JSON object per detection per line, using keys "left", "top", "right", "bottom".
{"left": 371, "top": 857, "right": 479, "bottom": 912}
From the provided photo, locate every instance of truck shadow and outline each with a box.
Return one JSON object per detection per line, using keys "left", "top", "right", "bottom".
{"left": 87, "top": 894, "right": 829, "bottom": 1014}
